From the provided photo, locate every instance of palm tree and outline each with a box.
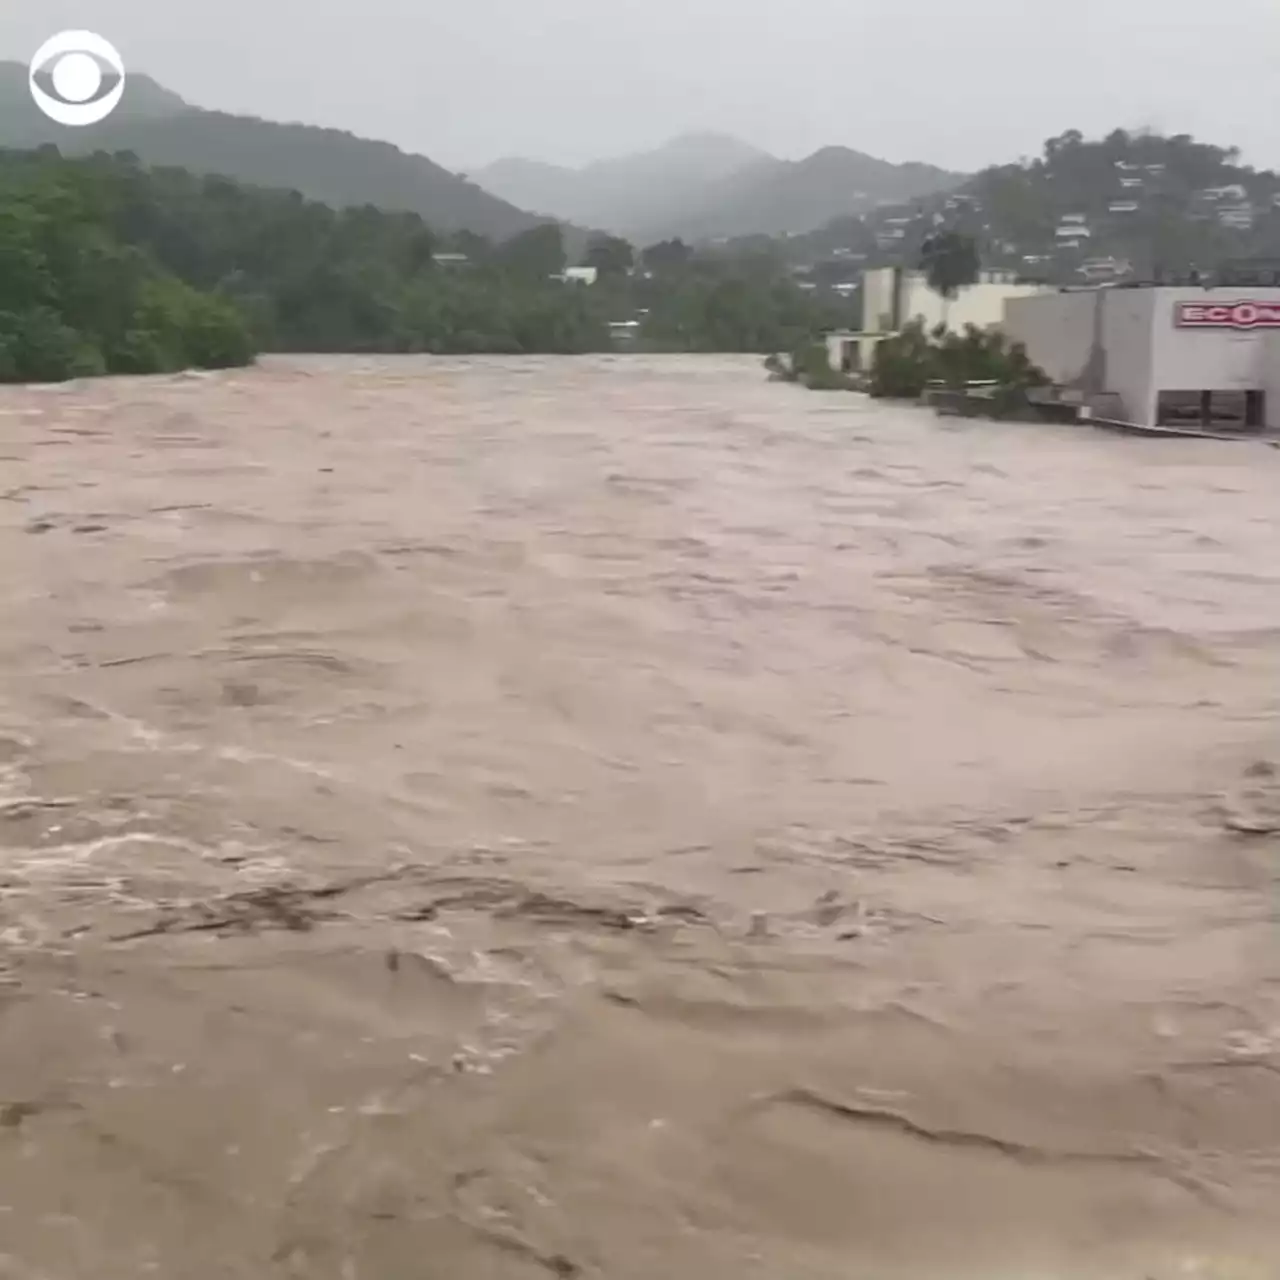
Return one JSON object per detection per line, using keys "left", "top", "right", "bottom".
{"left": 918, "top": 231, "right": 980, "bottom": 329}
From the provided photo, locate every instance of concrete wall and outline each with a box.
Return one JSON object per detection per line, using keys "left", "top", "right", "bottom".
{"left": 824, "top": 331, "right": 885, "bottom": 372}
{"left": 862, "top": 267, "right": 899, "bottom": 333}
{"left": 1099, "top": 288, "right": 1158, "bottom": 425}
{"left": 859, "top": 268, "right": 1052, "bottom": 337}
{"left": 898, "top": 276, "right": 1052, "bottom": 334}
{"left": 1260, "top": 335, "right": 1280, "bottom": 430}
{"left": 1001, "top": 287, "right": 1155, "bottom": 422}
{"left": 824, "top": 332, "right": 850, "bottom": 371}
{"left": 1003, "top": 291, "right": 1098, "bottom": 386}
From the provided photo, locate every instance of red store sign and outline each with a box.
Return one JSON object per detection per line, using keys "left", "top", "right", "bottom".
{"left": 1176, "top": 299, "right": 1280, "bottom": 329}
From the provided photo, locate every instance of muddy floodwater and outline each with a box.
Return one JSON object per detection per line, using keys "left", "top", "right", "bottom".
{"left": 2, "top": 354, "right": 1280, "bottom": 1279}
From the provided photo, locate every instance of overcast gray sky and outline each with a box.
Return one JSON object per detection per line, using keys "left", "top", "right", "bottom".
{"left": 3, "top": 0, "right": 1278, "bottom": 172}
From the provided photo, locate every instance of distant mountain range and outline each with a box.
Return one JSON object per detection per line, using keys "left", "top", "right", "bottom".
{"left": 0, "top": 62, "right": 542, "bottom": 240}
{"left": 475, "top": 133, "right": 772, "bottom": 235}
{"left": 0, "top": 62, "right": 964, "bottom": 245}
{"left": 5, "top": 61, "right": 1274, "bottom": 291}
{"left": 474, "top": 134, "right": 966, "bottom": 242}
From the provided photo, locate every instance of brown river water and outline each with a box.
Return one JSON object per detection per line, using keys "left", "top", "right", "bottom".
{"left": 1, "top": 354, "right": 1279, "bottom": 1278}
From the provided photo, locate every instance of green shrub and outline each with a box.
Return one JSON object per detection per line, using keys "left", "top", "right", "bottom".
{"left": 870, "top": 320, "right": 1048, "bottom": 401}
{"left": 0, "top": 307, "right": 104, "bottom": 383}
{"left": 765, "top": 341, "right": 857, "bottom": 390}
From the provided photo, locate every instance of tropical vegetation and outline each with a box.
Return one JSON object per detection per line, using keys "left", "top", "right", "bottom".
{"left": 0, "top": 61, "right": 539, "bottom": 240}
{"left": 764, "top": 343, "right": 856, "bottom": 391}
{"left": 0, "top": 147, "right": 856, "bottom": 382}
{"left": 919, "top": 230, "right": 980, "bottom": 303}
{"left": 0, "top": 148, "right": 254, "bottom": 382}
{"left": 869, "top": 320, "right": 1048, "bottom": 407}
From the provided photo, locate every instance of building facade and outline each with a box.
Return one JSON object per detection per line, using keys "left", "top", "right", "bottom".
{"left": 826, "top": 267, "right": 1053, "bottom": 373}
{"left": 1003, "top": 286, "right": 1280, "bottom": 431}
{"left": 863, "top": 266, "right": 1051, "bottom": 334}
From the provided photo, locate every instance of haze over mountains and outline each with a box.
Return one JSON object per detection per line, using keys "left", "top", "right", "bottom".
{"left": 475, "top": 134, "right": 772, "bottom": 234}
{"left": 0, "top": 62, "right": 543, "bottom": 240}
{"left": 475, "top": 135, "right": 966, "bottom": 241}
{"left": 0, "top": 58, "right": 963, "bottom": 246}
{"left": 24, "top": 54, "right": 1261, "bottom": 286}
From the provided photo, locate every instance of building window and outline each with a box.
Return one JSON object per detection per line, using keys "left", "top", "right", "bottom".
{"left": 1156, "top": 389, "right": 1264, "bottom": 431}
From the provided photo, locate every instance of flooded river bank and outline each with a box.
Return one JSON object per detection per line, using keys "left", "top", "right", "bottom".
{"left": 1, "top": 355, "right": 1279, "bottom": 1278}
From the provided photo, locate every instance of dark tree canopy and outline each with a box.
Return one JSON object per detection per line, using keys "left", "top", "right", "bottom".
{"left": 495, "top": 223, "right": 567, "bottom": 278}
{"left": 640, "top": 238, "right": 693, "bottom": 272}
{"left": 919, "top": 230, "right": 980, "bottom": 300}
{"left": 0, "top": 150, "right": 254, "bottom": 381}
{"left": 583, "top": 233, "right": 635, "bottom": 278}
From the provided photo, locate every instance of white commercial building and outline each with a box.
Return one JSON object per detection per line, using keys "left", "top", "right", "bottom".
{"left": 1002, "top": 286, "right": 1280, "bottom": 431}
{"left": 826, "top": 266, "right": 1053, "bottom": 373}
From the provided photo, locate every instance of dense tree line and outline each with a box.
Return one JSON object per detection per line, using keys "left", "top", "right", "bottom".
{"left": 0, "top": 148, "right": 254, "bottom": 381}
{"left": 0, "top": 148, "right": 854, "bottom": 382}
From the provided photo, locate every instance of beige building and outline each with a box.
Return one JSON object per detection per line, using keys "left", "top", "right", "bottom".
{"left": 826, "top": 266, "right": 1053, "bottom": 372}
{"left": 1003, "top": 286, "right": 1280, "bottom": 430}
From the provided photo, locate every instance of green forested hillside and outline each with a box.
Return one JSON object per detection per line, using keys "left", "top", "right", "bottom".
{"left": 792, "top": 129, "right": 1280, "bottom": 285}
{"left": 640, "top": 145, "right": 965, "bottom": 243}
{"left": 0, "top": 149, "right": 853, "bottom": 381}
{"left": 0, "top": 62, "right": 543, "bottom": 240}
{"left": 0, "top": 149, "right": 255, "bottom": 381}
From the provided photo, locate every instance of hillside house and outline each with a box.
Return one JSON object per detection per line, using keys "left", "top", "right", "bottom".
{"left": 1078, "top": 256, "right": 1131, "bottom": 281}
{"left": 1218, "top": 204, "right": 1255, "bottom": 230}
{"left": 1202, "top": 184, "right": 1248, "bottom": 203}
{"left": 1056, "top": 214, "right": 1091, "bottom": 240}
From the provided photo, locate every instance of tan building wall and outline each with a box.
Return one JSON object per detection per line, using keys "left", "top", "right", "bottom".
{"left": 1002, "top": 291, "right": 1098, "bottom": 386}
{"left": 1261, "top": 336, "right": 1280, "bottom": 430}
{"left": 860, "top": 267, "right": 1052, "bottom": 336}
{"left": 898, "top": 276, "right": 1053, "bottom": 333}
{"left": 861, "top": 267, "right": 899, "bottom": 334}
{"left": 1099, "top": 288, "right": 1158, "bottom": 425}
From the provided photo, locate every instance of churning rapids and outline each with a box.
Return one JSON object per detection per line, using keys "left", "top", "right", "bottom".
{"left": 2, "top": 355, "right": 1279, "bottom": 1279}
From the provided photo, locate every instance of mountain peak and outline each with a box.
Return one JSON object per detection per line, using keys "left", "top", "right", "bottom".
{"left": 656, "top": 131, "right": 768, "bottom": 160}
{"left": 474, "top": 133, "right": 776, "bottom": 234}
{"left": 0, "top": 62, "right": 542, "bottom": 239}
{"left": 803, "top": 144, "right": 875, "bottom": 165}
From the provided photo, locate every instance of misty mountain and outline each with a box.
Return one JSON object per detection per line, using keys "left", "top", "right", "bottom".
{"left": 476, "top": 157, "right": 584, "bottom": 220}
{"left": 475, "top": 132, "right": 772, "bottom": 234}
{"left": 477, "top": 134, "right": 964, "bottom": 243}
{"left": 0, "top": 62, "right": 543, "bottom": 240}
{"left": 637, "top": 146, "right": 967, "bottom": 242}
